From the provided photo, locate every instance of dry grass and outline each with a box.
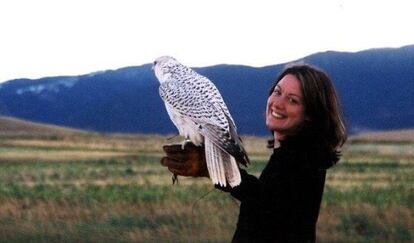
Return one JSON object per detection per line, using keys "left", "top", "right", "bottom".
{"left": 0, "top": 149, "right": 131, "bottom": 162}
{"left": 0, "top": 117, "right": 413, "bottom": 242}
{"left": 0, "top": 120, "right": 271, "bottom": 165}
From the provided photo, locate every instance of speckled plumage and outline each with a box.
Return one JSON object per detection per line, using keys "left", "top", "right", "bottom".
{"left": 153, "top": 56, "right": 249, "bottom": 187}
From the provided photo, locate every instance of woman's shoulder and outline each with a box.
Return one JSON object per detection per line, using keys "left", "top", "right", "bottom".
{"left": 280, "top": 132, "right": 340, "bottom": 170}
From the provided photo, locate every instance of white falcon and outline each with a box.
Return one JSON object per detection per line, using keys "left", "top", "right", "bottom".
{"left": 153, "top": 56, "right": 249, "bottom": 187}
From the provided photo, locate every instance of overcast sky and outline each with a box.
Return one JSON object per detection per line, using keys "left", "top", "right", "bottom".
{"left": 0, "top": 0, "right": 413, "bottom": 82}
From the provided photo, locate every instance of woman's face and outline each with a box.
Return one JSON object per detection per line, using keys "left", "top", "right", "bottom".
{"left": 266, "top": 74, "right": 306, "bottom": 140}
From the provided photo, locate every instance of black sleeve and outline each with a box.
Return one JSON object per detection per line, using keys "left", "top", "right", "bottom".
{"left": 215, "top": 169, "right": 260, "bottom": 202}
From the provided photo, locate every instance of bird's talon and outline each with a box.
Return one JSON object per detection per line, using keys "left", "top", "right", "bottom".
{"left": 181, "top": 139, "right": 191, "bottom": 150}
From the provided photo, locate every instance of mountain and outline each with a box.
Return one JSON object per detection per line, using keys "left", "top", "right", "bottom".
{"left": 1, "top": 46, "right": 413, "bottom": 135}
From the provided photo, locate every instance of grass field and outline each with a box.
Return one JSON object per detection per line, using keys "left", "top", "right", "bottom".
{"left": 0, "top": 118, "right": 413, "bottom": 242}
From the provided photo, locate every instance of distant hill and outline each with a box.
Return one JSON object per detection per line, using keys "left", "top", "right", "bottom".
{"left": 0, "top": 45, "right": 413, "bottom": 135}
{"left": 0, "top": 116, "right": 85, "bottom": 137}
{"left": 349, "top": 129, "right": 414, "bottom": 143}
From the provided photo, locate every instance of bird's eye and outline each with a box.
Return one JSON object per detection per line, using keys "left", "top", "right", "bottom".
{"left": 153, "top": 61, "right": 158, "bottom": 65}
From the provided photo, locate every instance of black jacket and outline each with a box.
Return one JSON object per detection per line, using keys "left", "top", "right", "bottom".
{"left": 218, "top": 134, "right": 338, "bottom": 243}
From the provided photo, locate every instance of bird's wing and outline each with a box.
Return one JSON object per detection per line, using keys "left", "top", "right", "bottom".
{"left": 201, "top": 103, "right": 250, "bottom": 166}
{"left": 160, "top": 78, "right": 249, "bottom": 166}
{"left": 159, "top": 79, "right": 209, "bottom": 121}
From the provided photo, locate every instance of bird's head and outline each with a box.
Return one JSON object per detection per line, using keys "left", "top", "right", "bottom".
{"left": 152, "top": 56, "right": 180, "bottom": 83}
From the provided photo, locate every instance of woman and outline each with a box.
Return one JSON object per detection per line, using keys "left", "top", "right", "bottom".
{"left": 160, "top": 64, "right": 347, "bottom": 242}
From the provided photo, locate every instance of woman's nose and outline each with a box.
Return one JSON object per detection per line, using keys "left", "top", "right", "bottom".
{"left": 272, "top": 96, "right": 285, "bottom": 110}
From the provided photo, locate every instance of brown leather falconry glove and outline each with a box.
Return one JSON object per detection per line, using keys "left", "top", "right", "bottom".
{"left": 160, "top": 143, "right": 209, "bottom": 182}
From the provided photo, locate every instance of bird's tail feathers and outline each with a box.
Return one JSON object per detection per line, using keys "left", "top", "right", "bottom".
{"left": 205, "top": 138, "right": 241, "bottom": 188}
{"left": 205, "top": 138, "right": 226, "bottom": 186}
{"left": 224, "top": 156, "right": 241, "bottom": 187}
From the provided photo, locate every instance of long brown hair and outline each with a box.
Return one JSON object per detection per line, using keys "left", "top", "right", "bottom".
{"left": 268, "top": 64, "right": 347, "bottom": 153}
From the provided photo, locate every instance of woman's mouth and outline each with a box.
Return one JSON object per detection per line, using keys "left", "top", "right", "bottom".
{"left": 271, "top": 110, "right": 286, "bottom": 119}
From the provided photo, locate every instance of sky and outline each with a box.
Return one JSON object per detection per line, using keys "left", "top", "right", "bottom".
{"left": 0, "top": 0, "right": 413, "bottom": 82}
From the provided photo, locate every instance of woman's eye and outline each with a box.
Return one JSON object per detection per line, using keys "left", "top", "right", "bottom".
{"left": 288, "top": 97, "right": 299, "bottom": 104}
{"left": 273, "top": 89, "right": 281, "bottom": 96}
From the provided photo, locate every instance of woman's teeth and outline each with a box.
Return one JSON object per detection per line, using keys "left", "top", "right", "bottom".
{"left": 272, "top": 111, "right": 285, "bottom": 119}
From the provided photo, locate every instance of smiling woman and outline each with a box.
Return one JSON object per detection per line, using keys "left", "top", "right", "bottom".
{"left": 266, "top": 64, "right": 347, "bottom": 149}
{"left": 266, "top": 74, "right": 307, "bottom": 140}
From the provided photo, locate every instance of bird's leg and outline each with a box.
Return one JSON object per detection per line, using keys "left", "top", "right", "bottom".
{"left": 172, "top": 173, "right": 178, "bottom": 185}
{"left": 181, "top": 137, "right": 191, "bottom": 150}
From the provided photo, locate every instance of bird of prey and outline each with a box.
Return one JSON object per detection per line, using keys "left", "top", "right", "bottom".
{"left": 153, "top": 56, "right": 249, "bottom": 187}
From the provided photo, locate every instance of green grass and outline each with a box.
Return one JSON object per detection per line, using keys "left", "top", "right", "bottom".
{"left": 0, "top": 139, "right": 413, "bottom": 242}
{"left": 324, "top": 186, "right": 413, "bottom": 208}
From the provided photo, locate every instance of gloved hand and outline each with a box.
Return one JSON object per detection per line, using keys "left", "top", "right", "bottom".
{"left": 160, "top": 142, "right": 209, "bottom": 178}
